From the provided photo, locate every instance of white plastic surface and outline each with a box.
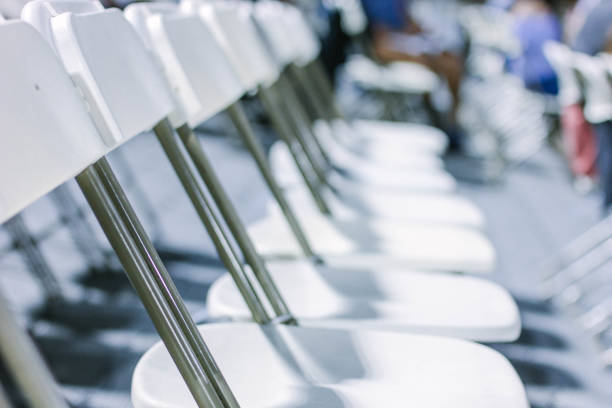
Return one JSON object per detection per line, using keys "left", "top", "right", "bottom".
{"left": 248, "top": 210, "right": 495, "bottom": 274}
{"left": 207, "top": 259, "right": 520, "bottom": 341}
{"left": 268, "top": 143, "right": 486, "bottom": 228}
{"left": 132, "top": 322, "right": 529, "bottom": 407}
{"left": 344, "top": 55, "right": 439, "bottom": 94}
{"left": 125, "top": 3, "right": 245, "bottom": 127}
{"left": 252, "top": 0, "right": 299, "bottom": 67}
{"left": 281, "top": 184, "right": 485, "bottom": 227}
{"left": 543, "top": 41, "right": 582, "bottom": 107}
{"left": 572, "top": 51, "right": 612, "bottom": 124}
{"left": 191, "top": 1, "right": 280, "bottom": 89}
{"left": 23, "top": 2, "right": 178, "bottom": 144}
{"left": 0, "top": 21, "right": 107, "bottom": 223}
{"left": 279, "top": 3, "right": 321, "bottom": 66}
{"left": 346, "top": 119, "right": 449, "bottom": 155}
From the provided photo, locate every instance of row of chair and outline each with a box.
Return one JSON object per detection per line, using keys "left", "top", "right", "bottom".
{"left": 542, "top": 41, "right": 612, "bottom": 367}
{"left": 0, "top": 0, "right": 528, "bottom": 406}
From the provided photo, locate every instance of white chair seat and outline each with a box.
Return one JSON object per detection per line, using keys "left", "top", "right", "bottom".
{"left": 132, "top": 322, "right": 528, "bottom": 408}
{"left": 270, "top": 141, "right": 453, "bottom": 192}
{"left": 314, "top": 120, "right": 446, "bottom": 167}
{"left": 327, "top": 119, "right": 448, "bottom": 159}
{"left": 248, "top": 211, "right": 495, "bottom": 273}
{"left": 344, "top": 55, "right": 440, "bottom": 95}
{"left": 207, "top": 259, "right": 520, "bottom": 341}
{"left": 327, "top": 168, "right": 456, "bottom": 192}
{"left": 319, "top": 131, "right": 444, "bottom": 171}
{"left": 278, "top": 185, "right": 485, "bottom": 228}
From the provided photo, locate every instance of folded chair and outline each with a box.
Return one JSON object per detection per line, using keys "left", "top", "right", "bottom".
{"left": 14, "top": 4, "right": 529, "bottom": 407}
{"left": 122, "top": 0, "right": 519, "bottom": 342}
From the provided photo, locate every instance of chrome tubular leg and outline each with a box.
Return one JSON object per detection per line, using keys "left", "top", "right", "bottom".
{"left": 258, "top": 86, "right": 332, "bottom": 214}
{"left": 3, "top": 215, "right": 63, "bottom": 302}
{"left": 173, "top": 121, "right": 296, "bottom": 323}
{"left": 0, "top": 290, "right": 68, "bottom": 408}
{"left": 274, "top": 77, "right": 331, "bottom": 178}
{"left": 224, "top": 102, "right": 317, "bottom": 263}
{"left": 76, "top": 164, "right": 229, "bottom": 408}
{"left": 50, "top": 184, "right": 109, "bottom": 271}
{"left": 0, "top": 383, "right": 14, "bottom": 408}
{"left": 151, "top": 119, "right": 272, "bottom": 325}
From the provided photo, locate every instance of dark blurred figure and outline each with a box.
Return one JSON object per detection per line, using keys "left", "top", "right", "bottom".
{"left": 360, "top": 0, "right": 467, "bottom": 148}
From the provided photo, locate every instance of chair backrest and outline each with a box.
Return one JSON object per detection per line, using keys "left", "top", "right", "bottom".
{"left": 251, "top": 1, "right": 300, "bottom": 69}
{"left": 0, "top": 20, "right": 108, "bottom": 223}
{"left": 125, "top": 2, "right": 246, "bottom": 126}
{"left": 331, "top": 0, "right": 368, "bottom": 36}
{"left": 22, "top": 0, "right": 180, "bottom": 145}
{"left": 571, "top": 51, "right": 612, "bottom": 124}
{"left": 181, "top": 0, "right": 280, "bottom": 90}
{"left": 279, "top": 3, "right": 321, "bottom": 68}
{"left": 542, "top": 41, "right": 582, "bottom": 107}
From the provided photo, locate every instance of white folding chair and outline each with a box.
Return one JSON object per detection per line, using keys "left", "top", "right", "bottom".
{"left": 329, "top": 0, "right": 444, "bottom": 123}
{"left": 17, "top": 3, "right": 529, "bottom": 407}
{"left": 0, "top": 19, "right": 234, "bottom": 408}
{"left": 241, "top": 1, "right": 488, "bottom": 228}
{"left": 123, "top": 0, "right": 519, "bottom": 342}
{"left": 571, "top": 51, "right": 612, "bottom": 126}
{"left": 171, "top": 0, "right": 495, "bottom": 273}
{"left": 247, "top": 2, "right": 455, "bottom": 189}
{"left": 542, "top": 41, "right": 583, "bottom": 109}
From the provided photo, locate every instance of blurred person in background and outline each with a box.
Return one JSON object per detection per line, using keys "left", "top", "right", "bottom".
{"left": 573, "top": 0, "right": 612, "bottom": 212}
{"left": 360, "top": 0, "right": 467, "bottom": 150}
{"left": 559, "top": 0, "right": 599, "bottom": 192}
{"left": 507, "top": 0, "right": 562, "bottom": 94}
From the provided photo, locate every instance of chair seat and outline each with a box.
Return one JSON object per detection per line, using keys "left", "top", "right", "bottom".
{"left": 328, "top": 168, "right": 456, "bottom": 193}
{"left": 344, "top": 55, "right": 440, "bottom": 95}
{"left": 327, "top": 119, "right": 449, "bottom": 158}
{"left": 313, "top": 121, "right": 446, "bottom": 168}
{"left": 132, "top": 322, "right": 528, "bottom": 408}
{"left": 207, "top": 259, "right": 520, "bottom": 342}
{"left": 248, "top": 211, "right": 495, "bottom": 273}
{"left": 278, "top": 186, "right": 485, "bottom": 228}
{"left": 270, "top": 141, "right": 453, "bottom": 192}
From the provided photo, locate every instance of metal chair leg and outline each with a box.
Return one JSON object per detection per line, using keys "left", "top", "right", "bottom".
{"left": 224, "top": 102, "right": 318, "bottom": 262}
{"left": 0, "top": 290, "right": 68, "bottom": 408}
{"left": 544, "top": 238, "right": 612, "bottom": 302}
{"left": 541, "top": 215, "right": 612, "bottom": 282}
{"left": 76, "top": 163, "right": 231, "bottom": 408}
{"left": 275, "top": 76, "right": 331, "bottom": 180}
{"left": 168, "top": 120, "right": 296, "bottom": 323}
{"left": 0, "top": 382, "right": 15, "bottom": 408}
{"left": 258, "top": 85, "right": 332, "bottom": 214}
{"left": 3, "top": 215, "right": 63, "bottom": 303}
{"left": 110, "top": 148, "right": 163, "bottom": 240}
{"left": 151, "top": 119, "right": 273, "bottom": 325}
{"left": 49, "top": 184, "right": 109, "bottom": 271}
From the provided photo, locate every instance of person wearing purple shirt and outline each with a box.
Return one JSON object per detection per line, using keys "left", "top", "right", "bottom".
{"left": 507, "top": 0, "right": 562, "bottom": 94}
